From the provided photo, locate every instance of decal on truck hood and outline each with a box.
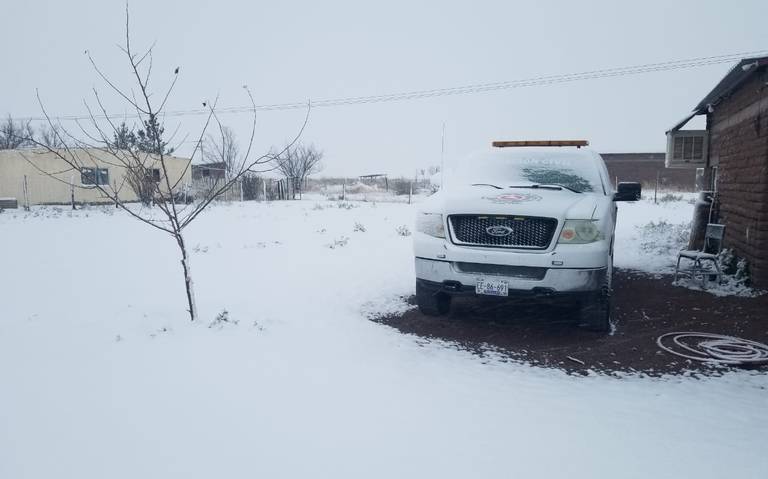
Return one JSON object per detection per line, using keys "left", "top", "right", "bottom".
{"left": 483, "top": 193, "right": 543, "bottom": 204}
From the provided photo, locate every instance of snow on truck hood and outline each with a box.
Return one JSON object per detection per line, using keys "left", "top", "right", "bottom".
{"left": 422, "top": 185, "right": 600, "bottom": 220}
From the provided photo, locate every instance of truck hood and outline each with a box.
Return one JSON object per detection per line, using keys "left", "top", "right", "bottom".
{"left": 423, "top": 185, "right": 601, "bottom": 220}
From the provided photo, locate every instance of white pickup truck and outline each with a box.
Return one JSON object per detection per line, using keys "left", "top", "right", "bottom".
{"left": 413, "top": 140, "right": 641, "bottom": 332}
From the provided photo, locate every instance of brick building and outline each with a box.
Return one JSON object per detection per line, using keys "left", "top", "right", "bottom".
{"left": 667, "top": 56, "right": 768, "bottom": 286}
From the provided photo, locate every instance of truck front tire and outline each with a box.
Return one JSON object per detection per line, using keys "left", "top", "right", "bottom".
{"left": 579, "top": 288, "right": 612, "bottom": 333}
{"left": 416, "top": 281, "right": 451, "bottom": 316}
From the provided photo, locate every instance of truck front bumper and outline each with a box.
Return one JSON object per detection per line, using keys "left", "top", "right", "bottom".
{"left": 415, "top": 257, "right": 607, "bottom": 295}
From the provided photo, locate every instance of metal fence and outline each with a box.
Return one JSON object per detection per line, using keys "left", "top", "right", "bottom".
{"left": 190, "top": 176, "right": 300, "bottom": 202}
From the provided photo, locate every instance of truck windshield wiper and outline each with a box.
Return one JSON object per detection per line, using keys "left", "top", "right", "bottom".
{"left": 472, "top": 183, "right": 503, "bottom": 189}
{"left": 508, "top": 184, "right": 582, "bottom": 193}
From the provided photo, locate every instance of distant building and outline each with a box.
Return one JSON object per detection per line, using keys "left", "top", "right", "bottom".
{"left": 666, "top": 55, "right": 768, "bottom": 285}
{"left": 601, "top": 152, "right": 694, "bottom": 190}
{"left": 192, "top": 162, "right": 227, "bottom": 180}
{"left": 0, "top": 148, "right": 192, "bottom": 205}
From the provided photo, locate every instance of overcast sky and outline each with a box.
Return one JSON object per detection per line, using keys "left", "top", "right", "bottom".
{"left": 2, "top": 1, "right": 766, "bottom": 176}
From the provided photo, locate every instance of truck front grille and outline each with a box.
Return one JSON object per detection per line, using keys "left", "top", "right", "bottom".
{"left": 448, "top": 215, "right": 557, "bottom": 249}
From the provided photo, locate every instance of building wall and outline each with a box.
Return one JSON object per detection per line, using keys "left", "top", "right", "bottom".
{"left": 707, "top": 70, "right": 768, "bottom": 285}
{"left": 0, "top": 149, "right": 192, "bottom": 205}
{"left": 601, "top": 153, "right": 696, "bottom": 190}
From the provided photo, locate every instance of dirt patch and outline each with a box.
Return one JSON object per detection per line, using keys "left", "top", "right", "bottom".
{"left": 372, "top": 270, "right": 768, "bottom": 376}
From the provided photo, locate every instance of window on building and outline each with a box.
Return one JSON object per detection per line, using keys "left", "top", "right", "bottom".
{"left": 81, "top": 168, "right": 110, "bottom": 185}
{"left": 673, "top": 136, "right": 704, "bottom": 161}
{"left": 146, "top": 168, "right": 161, "bottom": 182}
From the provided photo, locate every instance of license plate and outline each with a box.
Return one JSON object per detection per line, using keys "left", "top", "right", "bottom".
{"left": 476, "top": 278, "right": 509, "bottom": 296}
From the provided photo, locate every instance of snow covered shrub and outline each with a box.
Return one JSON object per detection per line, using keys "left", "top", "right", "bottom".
{"left": 396, "top": 225, "right": 411, "bottom": 237}
{"left": 658, "top": 193, "right": 684, "bottom": 203}
{"left": 735, "top": 258, "right": 750, "bottom": 283}
{"left": 209, "top": 309, "right": 238, "bottom": 329}
{"left": 718, "top": 248, "right": 737, "bottom": 274}
{"left": 718, "top": 248, "right": 751, "bottom": 286}
{"left": 336, "top": 201, "right": 358, "bottom": 210}
{"left": 637, "top": 220, "right": 690, "bottom": 257}
{"left": 353, "top": 221, "right": 366, "bottom": 233}
{"left": 344, "top": 182, "right": 377, "bottom": 194}
{"left": 327, "top": 236, "right": 349, "bottom": 249}
{"left": 390, "top": 178, "right": 412, "bottom": 196}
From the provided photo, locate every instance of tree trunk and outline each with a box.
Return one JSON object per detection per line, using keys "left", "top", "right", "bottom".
{"left": 176, "top": 232, "right": 198, "bottom": 321}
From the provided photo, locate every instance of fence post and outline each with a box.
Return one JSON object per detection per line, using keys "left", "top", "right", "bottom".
{"left": 408, "top": 182, "right": 412, "bottom": 205}
{"left": 239, "top": 180, "right": 244, "bottom": 202}
{"left": 297, "top": 177, "right": 302, "bottom": 200}
{"left": 22, "top": 175, "right": 30, "bottom": 211}
{"left": 342, "top": 178, "right": 346, "bottom": 201}
{"left": 654, "top": 170, "right": 660, "bottom": 204}
{"left": 70, "top": 174, "right": 76, "bottom": 210}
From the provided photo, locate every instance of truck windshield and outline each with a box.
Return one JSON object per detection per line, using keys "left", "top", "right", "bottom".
{"left": 449, "top": 149, "right": 605, "bottom": 194}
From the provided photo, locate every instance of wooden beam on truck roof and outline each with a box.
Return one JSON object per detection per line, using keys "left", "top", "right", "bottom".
{"left": 492, "top": 140, "right": 589, "bottom": 148}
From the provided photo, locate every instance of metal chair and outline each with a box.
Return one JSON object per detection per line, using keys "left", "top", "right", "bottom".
{"left": 675, "top": 224, "right": 725, "bottom": 288}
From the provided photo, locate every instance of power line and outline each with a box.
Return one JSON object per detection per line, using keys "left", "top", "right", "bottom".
{"left": 18, "top": 49, "right": 768, "bottom": 123}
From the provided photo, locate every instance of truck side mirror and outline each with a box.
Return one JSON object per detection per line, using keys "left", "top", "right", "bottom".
{"left": 614, "top": 182, "right": 642, "bottom": 201}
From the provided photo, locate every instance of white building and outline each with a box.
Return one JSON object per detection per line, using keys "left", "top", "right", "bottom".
{"left": 0, "top": 148, "right": 192, "bottom": 206}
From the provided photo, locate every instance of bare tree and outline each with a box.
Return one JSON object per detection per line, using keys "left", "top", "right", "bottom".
{"left": 275, "top": 143, "right": 323, "bottom": 199}
{"left": 204, "top": 125, "right": 239, "bottom": 179}
{"left": 0, "top": 115, "right": 34, "bottom": 149}
{"left": 25, "top": 8, "right": 308, "bottom": 321}
{"left": 39, "top": 124, "right": 67, "bottom": 148}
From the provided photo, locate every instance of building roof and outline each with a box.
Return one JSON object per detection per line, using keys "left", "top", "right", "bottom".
{"left": 600, "top": 153, "right": 665, "bottom": 162}
{"left": 191, "top": 161, "right": 227, "bottom": 170}
{"left": 667, "top": 55, "right": 768, "bottom": 132}
{"left": 693, "top": 55, "right": 768, "bottom": 114}
{"left": 0, "top": 147, "right": 190, "bottom": 164}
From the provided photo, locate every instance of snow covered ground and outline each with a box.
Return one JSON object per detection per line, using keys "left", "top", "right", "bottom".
{"left": 614, "top": 192, "right": 697, "bottom": 273}
{"left": 1, "top": 197, "right": 766, "bottom": 479}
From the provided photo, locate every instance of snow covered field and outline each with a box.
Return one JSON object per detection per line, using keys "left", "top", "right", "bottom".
{"left": 1, "top": 196, "right": 766, "bottom": 478}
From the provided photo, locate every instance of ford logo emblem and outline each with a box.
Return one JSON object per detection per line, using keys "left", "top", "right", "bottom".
{"left": 486, "top": 225, "right": 513, "bottom": 237}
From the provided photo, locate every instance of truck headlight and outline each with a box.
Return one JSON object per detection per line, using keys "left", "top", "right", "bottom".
{"left": 558, "top": 220, "right": 602, "bottom": 244}
{"left": 416, "top": 213, "right": 445, "bottom": 238}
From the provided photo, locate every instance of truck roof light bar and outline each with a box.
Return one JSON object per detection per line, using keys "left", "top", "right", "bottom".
{"left": 492, "top": 140, "right": 589, "bottom": 148}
